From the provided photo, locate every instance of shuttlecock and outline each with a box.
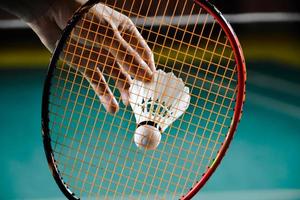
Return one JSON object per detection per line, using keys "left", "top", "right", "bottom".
{"left": 129, "top": 69, "right": 191, "bottom": 150}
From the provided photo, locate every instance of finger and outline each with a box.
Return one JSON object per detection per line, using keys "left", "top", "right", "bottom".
{"left": 63, "top": 39, "right": 119, "bottom": 113}
{"left": 100, "top": 50, "right": 132, "bottom": 105}
{"left": 119, "top": 21, "right": 156, "bottom": 72}
{"left": 86, "top": 68, "right": 119, "bottom": 113}
{"left": 71, "top": 40, "right": 132, "bottom": 106}
{"left": 104, "top": 64, "right": 131, "bottom": 106}
{"left": 72, "top": 12, "right": 153, "bottom": 82}
{"left": 72, "top": 13, "right": 99, "bottom": 47}
{"left": 101, "top": 22, "right": 153, "bottom": 82}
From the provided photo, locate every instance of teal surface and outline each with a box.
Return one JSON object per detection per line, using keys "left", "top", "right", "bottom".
{"left": 0, "top": 61, "right": 300, "bottom": 199}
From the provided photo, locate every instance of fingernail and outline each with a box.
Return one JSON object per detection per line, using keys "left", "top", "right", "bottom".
{"left": 150, "top": 54, "right": 156, "bottom": 72}
{"left": 144, "top": 70, "right": 153, "bottom": 82}
{"left": 121, "top": 90, "right": 130, "bottom": 106}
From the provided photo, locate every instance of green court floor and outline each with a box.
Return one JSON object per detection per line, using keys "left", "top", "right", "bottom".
{"left": 0, "top": 60, "right": 300, "bottom": 199}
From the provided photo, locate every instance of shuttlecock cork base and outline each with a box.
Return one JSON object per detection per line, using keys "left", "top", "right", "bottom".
{"left": 134, "top": 121, "right": 162, "bottom": 150}
{"left": 129, "top": 70, "right": 191, "bottom": 150}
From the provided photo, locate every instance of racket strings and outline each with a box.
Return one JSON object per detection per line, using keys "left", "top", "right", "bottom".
{"left": 63, "top": 25, "right": 236, "bottom": 94}
{"left": 139, "top": 1, "right": 207, "bottom": 196}
{"left": 56, "top": 53, "right": 237, "bottom": 102}
{"left": 205, "top": 47, "right": 236, "bottom": 167}
{"left": 67, "top": 21, "right": 236, "bottom": 98}
{"left": 58, "top": 36, "right": 236, "bottom": 121}
{"left": 50, "top": 94, "right": 231, "bottom": 137}
{"left": 52, "top": 9, "right": 104, "bottom": 194}
{"left": 50, "top": 116, "right": 224, "bottom": 159}
{"left": 175, "top": 19, "right": 236, "bottom": 194}
{"left": 147, "top": 2, "right": 200, "bottom": 196}
{"left": 62, "top": 35, "right": 237, "bottom": 112}
{"left": 52, "top": 133, "right": 216, "bottom": 179}
{"left": 76, "top": 17, "right": 235, "bottom": 72}
{"left": 129, "top": 0, "right": 197, "bottom": 195}
{"left": 48, "top": 0, "right": 238, "bottom": 199}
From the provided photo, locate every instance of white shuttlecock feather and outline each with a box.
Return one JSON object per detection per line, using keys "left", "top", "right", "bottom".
{"left": 129, "top": 69, "right": 191, "bottom": 150}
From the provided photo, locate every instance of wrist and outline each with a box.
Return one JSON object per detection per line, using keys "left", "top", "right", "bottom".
{"left": 48, "top": 0, "right": 81, "bottom": 29}
{"left": 26, "top": 0, "right": 81, "bottom": 52}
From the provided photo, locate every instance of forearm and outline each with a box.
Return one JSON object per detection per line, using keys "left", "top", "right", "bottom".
{"left": 0, "top": 0, "right": 80, "bottom": 51}
{"left": 0, "top": 0, "right": 56, "bottom": 22}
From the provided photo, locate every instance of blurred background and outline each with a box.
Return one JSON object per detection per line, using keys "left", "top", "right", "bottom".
{"left": 0, "top": 0, "right": 299, "bottom": 199}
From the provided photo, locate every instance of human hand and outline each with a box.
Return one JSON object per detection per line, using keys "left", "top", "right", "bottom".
{"left": 27, "top": 0, "right": 155, "bottom": 113}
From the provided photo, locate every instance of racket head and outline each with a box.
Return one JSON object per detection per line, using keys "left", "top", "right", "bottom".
{"left": 42, "top": 0, "right": 246, "bottom": 199}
